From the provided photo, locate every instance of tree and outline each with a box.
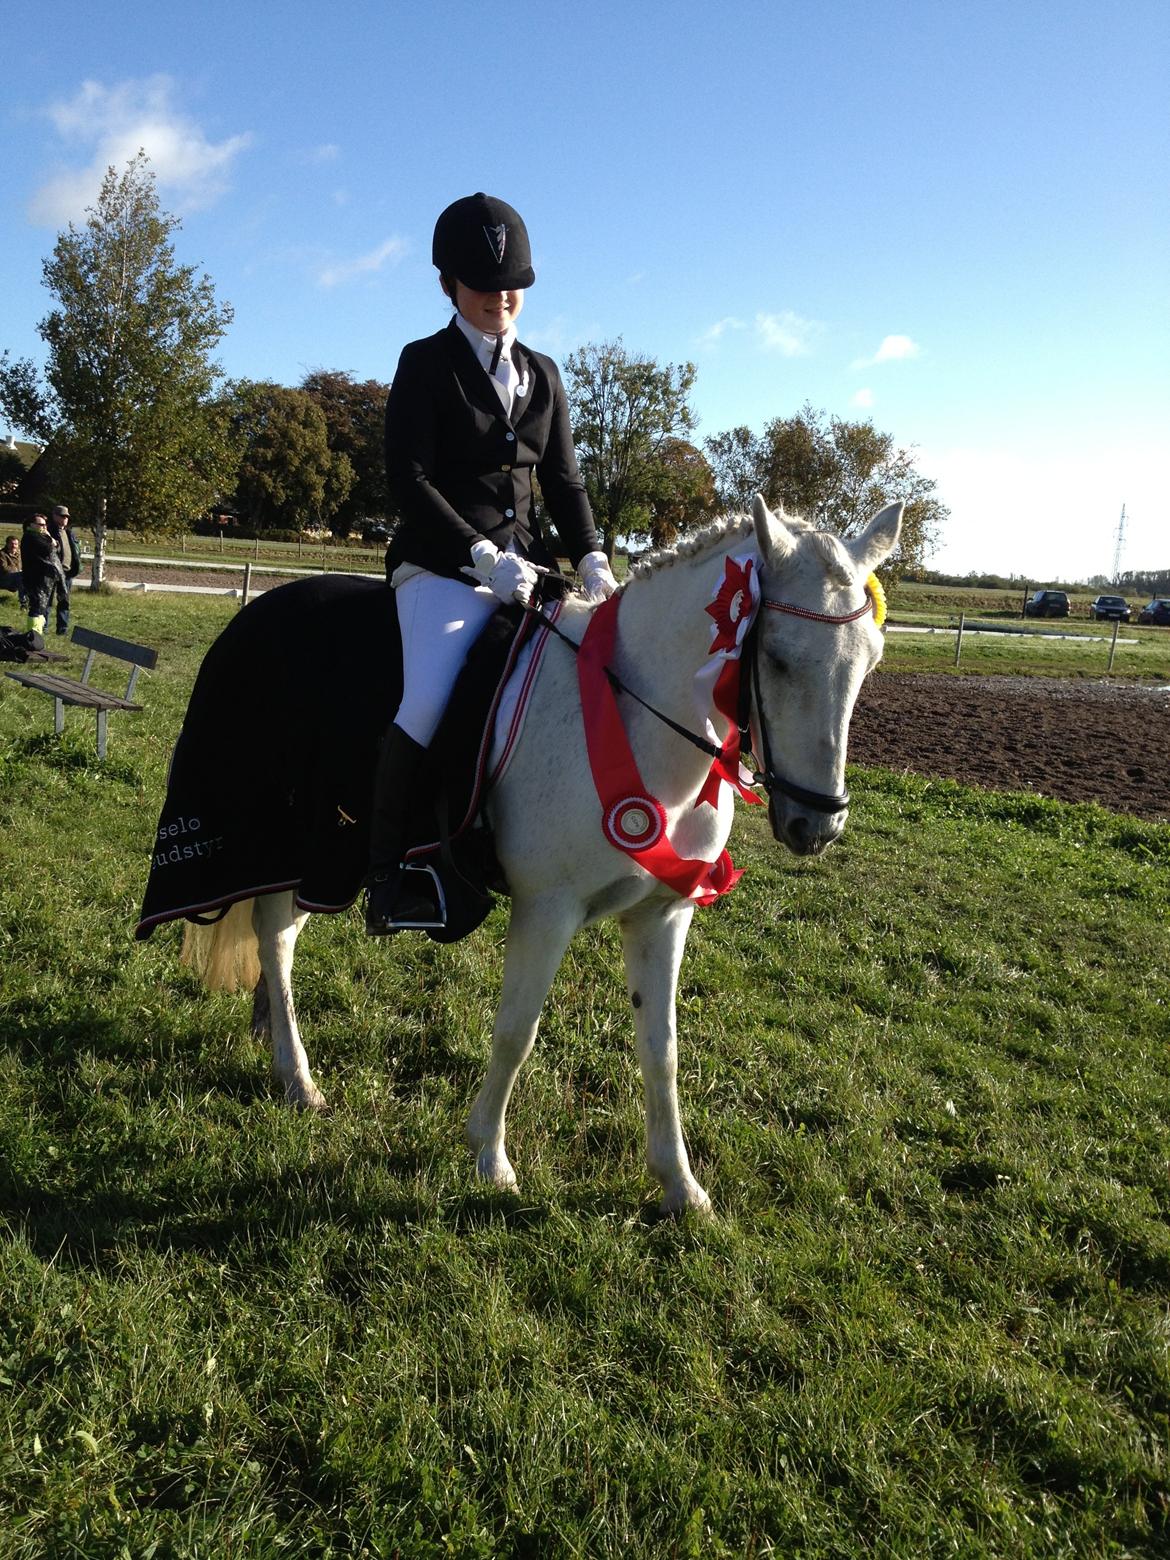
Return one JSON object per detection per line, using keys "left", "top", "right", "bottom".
{"left": 644, "top": 439, "right": 719, "bottom": 548}
{"left": 563, "top": 340, "right": 698, "bottom": 557}
{"left": 0, "top": 152, "right": 237, "bottom": 572}
{"left": 704, "top": 425, "right": 767, "bottom": 515}
{"left": 300, "top": 369, "right": 395, "bottom": 534}
{"left": 230, "top": 382, "right": 354, "bottom": 532}
{"left": 707, "top": 404, "right": 946, "bottom": 574}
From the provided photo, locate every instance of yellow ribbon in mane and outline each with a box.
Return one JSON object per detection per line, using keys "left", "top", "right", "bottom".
{"left": 866, "top": 572, "right": 887, "bottom": 628}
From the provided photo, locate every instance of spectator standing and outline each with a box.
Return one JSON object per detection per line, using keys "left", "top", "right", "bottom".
{"left": 0, "top": 535, "right": 24, "bottom": 609}
{"left": 21, "top": 514, "right": 64, "bottom": 637}
{"left": 47, "top": 504, "right": 81, "bottom": 635}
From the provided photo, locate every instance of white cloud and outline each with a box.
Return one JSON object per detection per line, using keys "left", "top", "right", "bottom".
{"left": 307, "top": 143, "right": 340, "bottom": 164}
{"left": 851, "top": 334, "right": 921, "bottom": 370}
{"left": 851, "top": 387, "right": 874, "bottom": 408}
{"left": 698, "top": 316, "right": 746, "bottom": 346}
{"left": 30, "top": 75, "right": 251, "bottom": 224}
{"left": 317, "top": 236, "right": 408, "bottom": 288}
{"left": 755, "top": 310, "right": 820, "bottom": 356}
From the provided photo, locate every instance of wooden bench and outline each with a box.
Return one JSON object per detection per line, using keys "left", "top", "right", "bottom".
{"left": 5, "top": 625, "right": 158, "bottom": 758}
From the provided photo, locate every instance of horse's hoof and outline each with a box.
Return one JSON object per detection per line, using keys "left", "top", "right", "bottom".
{"left": 286, "top": 1083, "right": 330, "bottom": 1115}
{"left": 659, "top": 1181, "right": 714, "bottom": 1220}
{"left": 475, "top": 1148, "right": 518, "bottom": 1192}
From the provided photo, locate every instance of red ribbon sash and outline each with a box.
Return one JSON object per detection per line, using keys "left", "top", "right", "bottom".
{"left": 577, "top": 592, "right": 745, "bottom": 906}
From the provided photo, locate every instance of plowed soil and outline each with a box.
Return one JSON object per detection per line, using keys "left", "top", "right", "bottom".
{"left": 851, "top": 673, "right": 1170, "bottom": 822}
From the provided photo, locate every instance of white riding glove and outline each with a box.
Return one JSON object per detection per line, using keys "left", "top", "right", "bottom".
{"left": 486, "top": 551, "right": 542, "bottom": 606}
{"left": 465, "top": 538, "right": 502, "bottom": 582}
{"left": 578, "top": 549, "right": 619, "bottom": 603}
{"left": 461, "top": 539, "right": 542, "bottom": 605}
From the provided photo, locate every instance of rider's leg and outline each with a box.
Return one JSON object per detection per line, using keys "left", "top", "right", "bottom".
{"left": 365, "top": 571, "right": 498, "bottom": 935}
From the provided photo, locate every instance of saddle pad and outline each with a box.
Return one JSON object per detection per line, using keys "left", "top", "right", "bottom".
{"left": 135, "top": 574, "right": 533, "bottom": 938}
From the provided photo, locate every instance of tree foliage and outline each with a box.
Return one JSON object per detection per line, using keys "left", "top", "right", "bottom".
{"left": 300, "top": 369, "right": 395, "bottom": 534}
{"left": 563, "top": 341, "right": 699, "bottom": 556}
{"left": 229, "top": 382, "right": 354, "bottom": 531}
{"left": 0, "top": 152, "right": 237, "bottom": 535}
{"left": 705, "top": 404, "right": 945, "bottom": 574}
{"left": 644, "top": 439, "right": 719, "bottom": 548}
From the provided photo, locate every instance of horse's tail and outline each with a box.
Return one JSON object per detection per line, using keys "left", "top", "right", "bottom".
{"left": 180, "top": 899, "right": 261, "bottom": 993}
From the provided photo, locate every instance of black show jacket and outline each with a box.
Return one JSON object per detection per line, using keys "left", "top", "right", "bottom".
{"left": 384, "top": 319, "right": 598, "bottom": 582}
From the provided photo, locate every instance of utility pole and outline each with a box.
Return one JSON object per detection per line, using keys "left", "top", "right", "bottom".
{"left": 1111, "top": 503, "right": 1127, "bottom": 584}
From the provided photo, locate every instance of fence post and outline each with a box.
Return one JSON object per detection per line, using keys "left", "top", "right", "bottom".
{"left": 1107, "top": 617, "right": 1120, "bottom": 673}
{"left": 242, "top": 561, "right": 252, "bottom": 607}
{"left": 954, "top": 613, "right": 965, "bottom": 665}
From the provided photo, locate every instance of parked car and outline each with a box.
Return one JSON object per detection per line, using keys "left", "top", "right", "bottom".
{"left": 1137, "top": 597, "right": 1170, "bottom": 627}
{"left": 1024, "top": 589, "right": 1070, "bottom": 618}
{"left": 1087, "top": 594, "right": 1132, "bottom": 622}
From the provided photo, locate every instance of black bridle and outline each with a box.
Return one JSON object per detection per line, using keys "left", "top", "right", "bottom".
{"left": 526, "top": 576, "right": 875, "bottom": 819}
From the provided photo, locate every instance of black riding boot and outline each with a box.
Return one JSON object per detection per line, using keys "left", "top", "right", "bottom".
{"left": 365, "top": 723, "right": 441, "bottom": 935}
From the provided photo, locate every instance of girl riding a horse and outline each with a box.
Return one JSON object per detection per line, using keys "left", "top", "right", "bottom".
{"left": 368, "top": 192, "right": 617, "bottom": 935}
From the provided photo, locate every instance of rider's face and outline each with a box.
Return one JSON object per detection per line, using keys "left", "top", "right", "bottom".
{"left": 450, "top": 282, "right": 524, "bottom": 336}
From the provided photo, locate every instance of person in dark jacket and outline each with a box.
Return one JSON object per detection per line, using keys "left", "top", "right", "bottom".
{"left": 46, "top": 504, "right": 81, "bottom": 634}
{"left": 0, "top": 535, "right": 24, "bottom": 609}
{"left": 21, "top": 514, "right": 64, "bottom": 636}
{"left": 367, "top": 192, "right": 617, "bottom": 935}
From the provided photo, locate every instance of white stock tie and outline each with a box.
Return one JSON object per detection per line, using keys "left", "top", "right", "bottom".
{"left": 488, "top": 335, "right": 520, "bottom": 416}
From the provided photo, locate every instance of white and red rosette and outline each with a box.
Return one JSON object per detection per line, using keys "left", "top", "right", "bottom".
{"left": 603, "top": 794, "right": 668, "bottom": 853}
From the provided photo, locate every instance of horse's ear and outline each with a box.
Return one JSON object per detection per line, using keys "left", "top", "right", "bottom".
{"left": 752, "top": 493, "right": 795, "bottom": 567}
{"left": 846, "top": 500, "right": 903, "bottom": 574}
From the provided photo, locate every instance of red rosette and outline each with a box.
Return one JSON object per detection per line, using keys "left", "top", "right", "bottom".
{"left": 603, "top": 795, "right": 667, "bottom": 854}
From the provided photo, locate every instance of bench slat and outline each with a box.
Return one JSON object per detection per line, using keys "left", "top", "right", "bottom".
{"left": 71, "top": 625, "right": 159, "bottom": 669}
{"left": 4, "top": 669, "right": 142, "bottom": 710}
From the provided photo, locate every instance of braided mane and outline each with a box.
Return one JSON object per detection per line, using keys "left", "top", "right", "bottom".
{"left": 627, "top": 514, "right": 754, "bottom": 581}
{"left": 627, "top": 509, "right": 857, "bottom": 591}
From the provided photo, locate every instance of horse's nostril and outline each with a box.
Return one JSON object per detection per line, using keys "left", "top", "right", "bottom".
{"left": 786, "top": 815, "right": 811, "bottom": 849}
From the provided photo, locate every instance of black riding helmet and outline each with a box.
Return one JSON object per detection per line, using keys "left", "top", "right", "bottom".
{"left": 432, "top": 192, "right": 535, "bottom": 292}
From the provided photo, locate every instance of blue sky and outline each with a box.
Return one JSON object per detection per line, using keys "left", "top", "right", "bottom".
{"left": 3, "top": 0, "right": 1166, "bottom": 581}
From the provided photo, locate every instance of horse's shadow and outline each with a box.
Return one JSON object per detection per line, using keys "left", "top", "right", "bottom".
{"left": 3, "top": 1002, "right": 555, "bottom": 1273}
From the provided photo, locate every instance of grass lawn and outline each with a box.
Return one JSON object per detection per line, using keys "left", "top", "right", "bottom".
{"left": 1, "top": 592, "right": 1168, "bottom": 1557}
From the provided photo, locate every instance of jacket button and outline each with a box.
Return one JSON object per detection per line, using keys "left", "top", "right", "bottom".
{"left": 505, "top": 432, "right": 516, "bottom": 442}
{"left": 505, "top": 509, "right": 515, "bottom": 518}
{"left": 500, "top": 464, "right": 511, "bottom": 473}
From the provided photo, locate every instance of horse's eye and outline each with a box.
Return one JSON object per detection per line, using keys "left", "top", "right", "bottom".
{"left": 764, "top": 649, "right": 788, "bottom": 676}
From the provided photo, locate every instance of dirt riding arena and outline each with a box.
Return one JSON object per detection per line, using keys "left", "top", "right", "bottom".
{"left": 851, "top": 673, "right": 1170, "bottom": 822}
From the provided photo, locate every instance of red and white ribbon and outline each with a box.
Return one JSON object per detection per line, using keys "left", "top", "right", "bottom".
{"left": 577, "top": 551, "right": 767, "bottom": 905}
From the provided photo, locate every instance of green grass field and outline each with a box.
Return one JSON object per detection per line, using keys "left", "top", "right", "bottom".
{"left": 2, "top": 592, "right": 1168, "bottom": 1557}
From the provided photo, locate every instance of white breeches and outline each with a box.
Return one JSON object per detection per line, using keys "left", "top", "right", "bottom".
{"left": 393, "top": 569, "right": 500, "bottom": 746}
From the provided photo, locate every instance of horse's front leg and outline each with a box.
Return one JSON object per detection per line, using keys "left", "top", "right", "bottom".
{"left": 467, "top": 897, "right": 578, "bottom": 1192}
{"left": 252, "top": 892, "right": 326, "bottom": 1113}
{"left": 618, "top": 897, "right": 711, "bottom": 1216}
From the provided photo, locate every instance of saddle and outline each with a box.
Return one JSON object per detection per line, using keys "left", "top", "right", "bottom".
{"left": 135, "top": 574, "right": 553, "bottom": 944}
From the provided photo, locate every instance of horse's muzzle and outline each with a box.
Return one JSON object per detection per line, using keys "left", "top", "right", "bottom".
{"left": 770, "top": 796, "right": 848, "bottom": 856}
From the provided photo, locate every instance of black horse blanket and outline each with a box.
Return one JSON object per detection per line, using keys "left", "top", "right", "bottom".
{"left": 135, "top": 573, "right": 532, "bottom": 941}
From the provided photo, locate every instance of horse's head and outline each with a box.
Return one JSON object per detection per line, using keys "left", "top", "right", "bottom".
{"left": 750, "top": 494, "right": 903, "bottom": 855}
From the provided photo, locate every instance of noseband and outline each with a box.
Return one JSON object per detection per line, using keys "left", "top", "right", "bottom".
{"left": 739, "top": 586, "right": 877, "bottom": 816}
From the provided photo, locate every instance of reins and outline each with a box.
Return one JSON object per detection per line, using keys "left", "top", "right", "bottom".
{"left": 524, "top": 575, "right": 876, "bottom": 817}
{"left": 526, "top": 597, "right": 727, "bottom": 767}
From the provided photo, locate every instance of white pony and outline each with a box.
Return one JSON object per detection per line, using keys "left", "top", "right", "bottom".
{"left": 183, "top": 496, "right": 902, "bottom": 1214}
